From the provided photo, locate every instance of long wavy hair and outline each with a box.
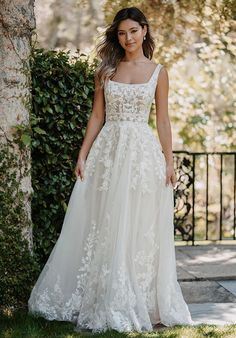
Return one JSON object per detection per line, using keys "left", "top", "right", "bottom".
{"left": 95, "top": 7, "right": 155, "bottom": 87}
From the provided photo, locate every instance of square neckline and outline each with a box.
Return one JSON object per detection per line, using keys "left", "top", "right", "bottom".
{"left": 108, "top": 63, "right": 160, "bottom": 86}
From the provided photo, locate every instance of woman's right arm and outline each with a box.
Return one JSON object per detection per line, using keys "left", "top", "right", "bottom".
{"left": 74, "top": 74, "right": 105, "bottom": 180}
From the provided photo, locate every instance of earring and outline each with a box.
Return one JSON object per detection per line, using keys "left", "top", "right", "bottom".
{"left": 143, "top": 35, "right": 146, "bottom": 41}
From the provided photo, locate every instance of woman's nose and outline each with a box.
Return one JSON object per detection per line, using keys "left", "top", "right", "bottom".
{"left": 126, "top": 32, "right": 132, "bottom": 41}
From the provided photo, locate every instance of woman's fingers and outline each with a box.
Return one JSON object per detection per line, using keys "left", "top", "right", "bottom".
{"left": 74, "top": 158, "right": 85, "bottom": 181}
{"left": 79, "top": 159, "right": 85, "bottom": 181}
{"left": 74, "top": 166, "right": 79, "bottom": 178}
{"left": 166, "top": 165, "right": 177, "bottom": 188}
{"left": 171, "top": 174, "right": 177, "bottom": 189}
{"left": 165, "top": 166, "right": 171, "bottom": 186}
{"left": 165, "top": 175, "right": 170, "bottom": 186}
{"left": 80, "top": 167, "right": 84, "bottom": 181}
{"left": 74, "top": 162, "right": 79, "bottom": 178}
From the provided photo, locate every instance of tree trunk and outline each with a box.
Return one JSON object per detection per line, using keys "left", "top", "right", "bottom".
{"left": 0, "top": 0, "right": 36, "bottom": 248}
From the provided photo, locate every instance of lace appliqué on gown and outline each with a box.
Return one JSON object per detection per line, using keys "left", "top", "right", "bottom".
{"left": 30, "top": 212, "right": 164, "bottom": 332}
{"left": 85, "top": 66, "right": 166, "bottom": 194}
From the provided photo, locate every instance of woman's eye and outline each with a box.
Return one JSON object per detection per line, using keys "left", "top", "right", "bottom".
{"left": 118, "top": 30, "right": 137, "bottom": 36}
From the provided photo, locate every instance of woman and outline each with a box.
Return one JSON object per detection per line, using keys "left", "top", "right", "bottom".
{"left": 28, "top": 6, "right": 194, "bottom": 333}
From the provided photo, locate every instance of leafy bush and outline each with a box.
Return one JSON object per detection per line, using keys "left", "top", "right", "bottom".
{"left": 30, "top": 49, "right": 97, "bottom": 267}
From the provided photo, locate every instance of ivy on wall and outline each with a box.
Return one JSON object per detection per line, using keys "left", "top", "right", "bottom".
{"left": 0, "top": 130, "right": 40, "bottom": 309}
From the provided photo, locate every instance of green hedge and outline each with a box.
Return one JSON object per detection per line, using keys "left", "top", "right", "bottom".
{"left": 31, "top": 49, "right": 97, "bottom": 267}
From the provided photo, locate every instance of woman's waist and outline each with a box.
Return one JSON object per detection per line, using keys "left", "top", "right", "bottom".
{"left": 105, "top": 111, "right": 149, "bottom": 123}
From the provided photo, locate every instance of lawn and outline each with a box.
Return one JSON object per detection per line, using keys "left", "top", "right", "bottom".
{"left": 1, "top": 310, "right": 236, "bottom": 338}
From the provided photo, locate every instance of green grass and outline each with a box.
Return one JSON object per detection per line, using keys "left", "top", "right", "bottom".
{"left": 1, "top": 310, "right": 236, "bottom": 338}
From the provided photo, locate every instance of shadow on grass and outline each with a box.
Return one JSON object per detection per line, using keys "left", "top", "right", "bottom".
{"left": 1, "top": 310, "right": 236, "bottom": 338}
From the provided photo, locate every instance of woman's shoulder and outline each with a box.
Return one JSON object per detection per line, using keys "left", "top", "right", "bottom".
{"left": 147, "top": 62, "right": 167, "bottom": 78}
{"left": 151, "top": 62, "right": 167, "bottom": 75}
{"left": 150, "top": 61, "right": 165, "bottom": 68}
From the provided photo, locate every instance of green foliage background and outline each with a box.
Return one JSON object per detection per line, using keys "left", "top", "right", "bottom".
{"left": 30, "top": 49, "right": 97, "bottom": 266}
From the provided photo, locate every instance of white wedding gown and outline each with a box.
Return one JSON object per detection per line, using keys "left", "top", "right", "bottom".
{"left": 28, "top": 63, "right": 194, "bottom": 333}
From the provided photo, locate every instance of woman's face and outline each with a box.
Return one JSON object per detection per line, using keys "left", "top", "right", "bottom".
{"left": 117, "top": 19, "right": 147, "bottom": 53}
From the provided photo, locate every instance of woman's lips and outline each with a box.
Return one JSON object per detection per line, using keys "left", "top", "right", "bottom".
{"left": 126, "top": 43, "right": 135, "bottom": 46}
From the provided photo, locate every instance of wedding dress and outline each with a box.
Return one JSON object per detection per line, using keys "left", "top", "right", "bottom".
{"left": 28, "top": 63, "right": 194, "bottom": 332}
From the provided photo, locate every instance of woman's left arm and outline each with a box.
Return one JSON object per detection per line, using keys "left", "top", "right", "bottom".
{"left": 155, "top": 66, "right": 177, "bottom": 188}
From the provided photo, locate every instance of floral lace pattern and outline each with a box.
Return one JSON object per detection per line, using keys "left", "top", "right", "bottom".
{"left": 29, "top": 213, "right": 165, "bottom": 332}
{"left": 84, "top": 122, "right": 166, "bottom": 194}
{"left": 84, "top": 64, "right": 166, "bottom": 194}
{"left": 105, "top": 64, "right": 162, "bottom": 124}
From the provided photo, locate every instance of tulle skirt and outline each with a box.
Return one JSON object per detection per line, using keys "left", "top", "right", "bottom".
{"left": 28, "top": 121, "right": 193, "bottom": 332}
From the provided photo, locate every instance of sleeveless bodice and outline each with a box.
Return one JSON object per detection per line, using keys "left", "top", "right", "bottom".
{"left": 104, "top": 64, "right": 163, "bottom": 123}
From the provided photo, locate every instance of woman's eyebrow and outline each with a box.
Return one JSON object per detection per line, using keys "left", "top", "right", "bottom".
{"left": 117, "top": 27, "right": 138, "bottom": 32}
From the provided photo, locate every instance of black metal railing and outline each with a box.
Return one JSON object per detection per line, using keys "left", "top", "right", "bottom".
{"left": 173, "top": 151, "right": 236, "bottom": 245}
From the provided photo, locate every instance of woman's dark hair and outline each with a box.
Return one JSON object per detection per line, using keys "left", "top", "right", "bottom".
{"left": 95, "top": 7, "right": 155, "bottom": 86}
